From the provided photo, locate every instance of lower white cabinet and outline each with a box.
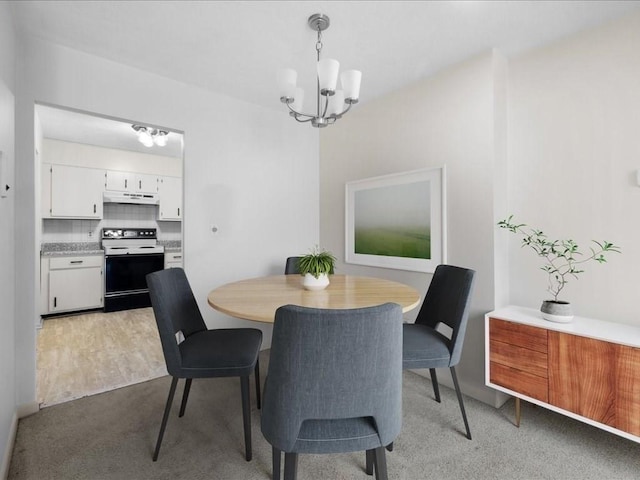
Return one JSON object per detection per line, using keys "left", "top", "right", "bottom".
{"left": 41, "top": 255, "right": 104, "bottom": 314}
{"left": 164, "top": 251, "right": 183, "bottom": 269}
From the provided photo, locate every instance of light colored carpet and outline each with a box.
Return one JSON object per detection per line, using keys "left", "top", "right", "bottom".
{"left": 10, "top": 350, "right": 640, "bottom": 479}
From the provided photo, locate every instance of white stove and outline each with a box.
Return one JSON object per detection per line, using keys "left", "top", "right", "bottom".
{"left": 102, "top": 228, "right": 166, "bottom": 312}
{"left": 102, "top": 228, "right": 165, "bottom": 255}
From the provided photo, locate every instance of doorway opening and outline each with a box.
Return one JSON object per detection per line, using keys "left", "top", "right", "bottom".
{"left": 35, "top": 103, "right": 184, "bottom": 407}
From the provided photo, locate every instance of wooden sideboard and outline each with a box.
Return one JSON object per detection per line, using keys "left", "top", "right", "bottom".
{"left": 485, "top": 306, "right": 640, "bottom": 443}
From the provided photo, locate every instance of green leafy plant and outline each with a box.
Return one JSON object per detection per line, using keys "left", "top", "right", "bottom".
{"left": 298, "top": 246, "right": 336, "bottom": 279}
{"left": 498, "top": 215, "right": 621, "bottom": 302}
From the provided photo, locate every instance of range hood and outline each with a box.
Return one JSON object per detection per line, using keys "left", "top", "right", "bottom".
{"left": 103, "top": 191, "right": 159, "bottom": 205}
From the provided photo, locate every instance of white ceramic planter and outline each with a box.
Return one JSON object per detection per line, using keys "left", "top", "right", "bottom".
{"left": 540, "top": 300, "right": 574, "bottom": 323}
{"left": 302, "top": 273, "right": 330, "bottom": 291}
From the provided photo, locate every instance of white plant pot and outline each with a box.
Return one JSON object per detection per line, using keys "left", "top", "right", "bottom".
{"left": 540, "top": 300, "right": 574, "bottom": 323}
{"left": 302, "top": 273, "right": 330, "bottom": 291}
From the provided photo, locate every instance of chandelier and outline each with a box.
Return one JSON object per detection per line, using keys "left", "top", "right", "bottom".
{"left": 278, "top": 13, "right": 361, "bottom": 128}
{"left": 131, "top": 124, "right": 169, "bottom": 147}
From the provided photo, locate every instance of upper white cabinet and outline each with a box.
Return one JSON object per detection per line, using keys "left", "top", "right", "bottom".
{"left": 105, "top": 170, "right": 158, "bottom": 193}
{"left": 135, "top": 173, "right": 159, "bottom": 193}
{"left": 158, "top": 176, "right": 182, "bottom": 221}
{"left": 47, "top": 164, "right": 105, "bottom": 219}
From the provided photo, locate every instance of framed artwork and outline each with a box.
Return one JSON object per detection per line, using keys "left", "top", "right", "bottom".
{"left": 345, "top": 166, "right": 446, "bottom": 273}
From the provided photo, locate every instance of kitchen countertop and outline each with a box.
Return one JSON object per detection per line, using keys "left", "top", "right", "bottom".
{"left": 159, "top": 240, "right": 181, "bottom": 252}
{"left": 42, "top": 241, "right": 181, "bottom": 256}
{"left": 41, "top": 242, "right": 103, "bottom": 256}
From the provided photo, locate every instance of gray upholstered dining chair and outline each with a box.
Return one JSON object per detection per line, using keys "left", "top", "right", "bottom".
{"left": 261, "top": 303, "right": 403, "bottom": 480}
{"left": 146, "top": 268, "right": 262, "bottom": 462}
{"left": 284, "top": 256, "right": 301, "bottom": 275}
{"left": 402, "top": 264, "right": 476, "bottom": 440}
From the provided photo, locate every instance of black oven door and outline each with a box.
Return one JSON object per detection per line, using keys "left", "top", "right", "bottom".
{"left": 104, "top": 253, "right": 164, "bottom": 312}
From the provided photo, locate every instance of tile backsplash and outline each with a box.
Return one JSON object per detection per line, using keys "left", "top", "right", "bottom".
{"left": 42, "top": 204, "right": 182, "bottom": 243}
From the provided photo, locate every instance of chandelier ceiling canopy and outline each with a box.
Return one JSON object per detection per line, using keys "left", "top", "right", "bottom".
{"left": 278, "top": 13, "right": 361, "bottom": 128}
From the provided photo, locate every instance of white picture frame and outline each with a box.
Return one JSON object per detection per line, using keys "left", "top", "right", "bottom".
{"left": 345, "top": 166, "right": 446, "bottom": 273}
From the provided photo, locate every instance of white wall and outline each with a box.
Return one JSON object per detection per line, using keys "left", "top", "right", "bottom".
{"left": 508, "top": 12, "right": 640, "bottom": 326}
{"left": 0, "top": 1, "right": 16, "bottom": 476}
{"left": 14, "top": 37, "right": 319, "bottom": 410}
{"left": 320, "top": 51, "right": 508, "bottom": 404}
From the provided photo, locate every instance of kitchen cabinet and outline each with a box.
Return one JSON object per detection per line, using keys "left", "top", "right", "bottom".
{"left": 46, "top": 164, "right": 104, "bottom": 218}
{"left": 41, "top": 255, "right": 104, "bottom": 314}
{"left": 164, "top": 251, "right": 183, "bottom": 269}
{"left": 158, "top": 176, "right": 182, "bottom": 221}
{"left": 486, "top": 306, "right": 640, "bottom": 443}
{"left": 105, "top": 170, "right": 158, "bottom": 193}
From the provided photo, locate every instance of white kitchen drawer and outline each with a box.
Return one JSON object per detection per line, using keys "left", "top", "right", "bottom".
{"left": 164, "top": 251, "right": 183, "bottom": 269}
{"left": 49, "top": 255, "right": 103, "bottom": 270}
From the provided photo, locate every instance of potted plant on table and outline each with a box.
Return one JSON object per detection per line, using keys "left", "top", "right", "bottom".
{"left": 298, "top": 246, "right": 336, "bottom": 291}
{"left": 498, "top": 215, "right": 621, "bottom": 323}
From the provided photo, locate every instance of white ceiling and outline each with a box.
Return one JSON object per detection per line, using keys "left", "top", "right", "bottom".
{"left": 12, "top": 1, "right": 640, "bottom": 153}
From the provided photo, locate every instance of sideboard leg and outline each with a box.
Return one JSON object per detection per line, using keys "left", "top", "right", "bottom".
{"left": 515, "top": 397, "right": 521, "bottom": 427}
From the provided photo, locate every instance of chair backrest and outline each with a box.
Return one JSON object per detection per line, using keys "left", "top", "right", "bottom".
{"left": 415, "top": 264, "right": 476, "bottom": 365}
{"left": 284, "top": 256, "right": 301, "bottom": 275}
{"left": 146, "top": 268, "right": 207, "bottom": 377}
{"left": 261, "top": 303, "right": 403, "bottom": 452}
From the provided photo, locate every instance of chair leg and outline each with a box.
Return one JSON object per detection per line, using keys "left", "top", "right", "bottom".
{"left": 373, "top": 446, "right": 389, "bottom": 480}
{"left": 272, "top": 447, "right": 282, "bottom": 480}
{"left": 385, "top": 442, "right": 393, "bottom": 452}
{"left": 429, "top": 368, "right": 441, "bottom": 403}
{"left": 178, "top": 378, "right": 192, "bottom": 417}
{"left": 153, "top": 376, "right": 179, "bottom": 461}
{"left": 254, "top": 358, "right": 261, "bottom": 410}
{"left": 450, "top": 366, "right": 472, "bottom": 440}
{"left": 365, "top": 449, "right": 374, "bottom": 475}
{"left": 283, "top": 452, "right": 298, "bottom": 480}
{"left": 240, "top": 375, "right": 252, "bottom": 461}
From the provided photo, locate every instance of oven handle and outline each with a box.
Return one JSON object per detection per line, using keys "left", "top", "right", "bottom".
{"left": 104, "top": 252, "right": 165, "bottom": 260}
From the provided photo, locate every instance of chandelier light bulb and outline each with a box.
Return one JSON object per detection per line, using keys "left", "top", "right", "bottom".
{"left": 278, "top": 68, "right": 298, "bottom": 100}
{"left": 291, "top": 87, "right": 304, "bottom": 113}
{"left": 317, "top": 58, "right": 340, "bottom": 95}
{"left": 341, "top": 70, "right": 362, "bottom": 102}
{"left": 154, "top": 131, "right": 168, "bottom": 147}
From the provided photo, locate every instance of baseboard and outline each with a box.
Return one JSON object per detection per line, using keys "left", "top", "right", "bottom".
{"left": 16, "top": 401, "right": 39, "bottom": 419}
{"left": 1, "top": 412, "right": 18, "bottom": 480}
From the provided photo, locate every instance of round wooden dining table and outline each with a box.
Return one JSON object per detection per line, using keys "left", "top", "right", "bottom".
{"left": 207, "top": 274, "right": 421, "bottom": 323}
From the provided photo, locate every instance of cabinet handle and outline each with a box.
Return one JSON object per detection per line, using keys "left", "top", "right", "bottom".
{"left": 54, "top": 297, "right": 57, "bottom": 308}
{"left": 139, "top": 180, "right": 142, "bottom": 189}
{"left": 70, "top": 260, "right": 83, "bottom": 264}
{"left": 174, "top": 255, "right": 182, "bottom": 259}
{"left": 125, "top": 179, "right": 128, "bottom": 188}
{"left": 93, "top": 204, "right": 97, "bottom": 214}
{"left": 177, "top": 208, "right": 180, "bottom": 217}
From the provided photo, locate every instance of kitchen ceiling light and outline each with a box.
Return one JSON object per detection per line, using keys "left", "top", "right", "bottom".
{"left": 131, "top": 124, "right": 169, "bottom": 147}
{"left": 278, "top": 13, "right": 361, "bottom": 128}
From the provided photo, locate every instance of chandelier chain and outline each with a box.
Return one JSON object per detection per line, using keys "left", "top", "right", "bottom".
{"left": 316, "top": 29, "right": 323, "bottom": 56}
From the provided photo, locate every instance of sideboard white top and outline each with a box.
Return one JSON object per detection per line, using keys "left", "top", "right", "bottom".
{"left": 486, "top": 306, "right": 640, "bottom": 349}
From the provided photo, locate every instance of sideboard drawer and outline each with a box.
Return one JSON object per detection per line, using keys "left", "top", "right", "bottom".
{"left": 490, "top": 362, "right": 548, "bottom": 402}
{"left": 489, "top": 318, "right": 547, "bottom": 353}
{"left": 490, "top": 339, "right": 548, "bottom": 378}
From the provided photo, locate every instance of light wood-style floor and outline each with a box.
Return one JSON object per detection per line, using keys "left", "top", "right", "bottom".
{"left": 37, "top": 307, "right": 167, "bottom": 408}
